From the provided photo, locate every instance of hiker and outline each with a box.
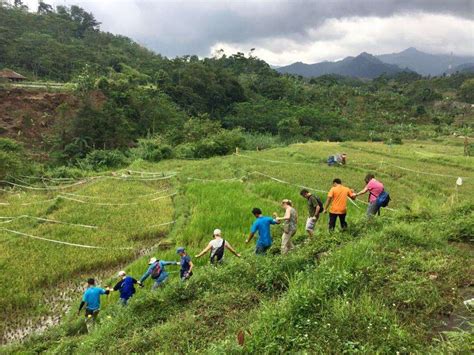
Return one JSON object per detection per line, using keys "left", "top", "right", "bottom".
{"left": 323, "top": 178, "right": 356, "bottom": 231}
{"left": 195, "top": 229, "right": 241, "bottom": 264}
{"left": 246, "top": 207, "right": 278, "bottom": 255}
{"left": 77, "top": 278, "right": 110, "bottom": 327}
{"left": 355, "top": 173, "right": 385, "bottom": 217}
{"left": 274, "top": 199, "right": 298, "bottom": 254}
{"left": 139, "top": 257, "right": 180, "bottom": 289}
{"left": 177, "top": 247, "right": 194, "bottom": 281}
{"left": 111, "top": 271, "right": 138, "bottom": 306}
{"left": 300, "top": 189, "right": 324, "bottom": 238}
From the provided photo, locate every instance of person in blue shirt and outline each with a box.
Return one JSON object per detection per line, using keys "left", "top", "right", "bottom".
{"left": 77, "top": 278, "right": 109, "bottom": 321}
{"left": 112, "top": 271, "right": 138, "bottom": 305}
{"left": 176, "top": 247, "right": 194, "bottom": 281}
{"left": 139, "top": 257, "right": 180, "bottom": 290}
{"left": 246, "top": 207, "right": 278, "bottom": 255}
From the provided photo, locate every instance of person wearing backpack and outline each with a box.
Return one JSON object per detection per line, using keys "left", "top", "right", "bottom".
{"left": 300, "top": 189, "right": 323, "bottom": 238}
{"left": 355, "top": 173, "right": 387, "bottom": 217}
{"left": 139, "top": 257, "right": 180, "bottom": 290}
{"left": 195, "top": 229, "right": 241, "bottom": 264}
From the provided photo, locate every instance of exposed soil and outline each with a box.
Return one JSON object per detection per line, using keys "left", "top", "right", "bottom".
{"left": 0, "top": 89, "right": 76, "bottom": 150}
{"left": 0, "top": 88, "right": 105, "bottom": 157}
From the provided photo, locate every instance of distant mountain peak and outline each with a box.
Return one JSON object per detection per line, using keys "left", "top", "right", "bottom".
{"left": 377, "top": 48, "right": 474, "bottom": 76}
{"left": 401, "top": 47, "right": 420, "bottom": 54}
{"left": 277, "top": 51, "right": 406, "bottom": 79}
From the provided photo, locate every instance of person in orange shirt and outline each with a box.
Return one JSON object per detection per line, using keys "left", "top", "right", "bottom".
{"left": 323, "top": 178, "right": 356, "bottom": 231}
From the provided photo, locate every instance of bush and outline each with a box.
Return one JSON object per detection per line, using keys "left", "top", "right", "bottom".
{"left": 194, "top": 129, "right": 245, "bottom": 158}
{"left": 130, "top": 139, "right": 173, "bottom": 162}
{"left": 0, "top": 138, "right": 23, "bottom": 152}
{"left": 241, "top": 132, "right": 283, "bottom": 151}
{"left": 79, "top": 149, "right": 128, "bottom": 171}
{"left": 174, "top": 143, "right": 196, "bottom": 159}
{"left": 0, "top": 139, "right": 30, "bottom": 180}
{"left": 43, "top": 166, "right": 87, "bottom": 179}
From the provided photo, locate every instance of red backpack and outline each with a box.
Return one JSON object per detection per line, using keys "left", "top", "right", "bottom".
{"left": 150, "top": 262, "right": 162, "bottom": 279}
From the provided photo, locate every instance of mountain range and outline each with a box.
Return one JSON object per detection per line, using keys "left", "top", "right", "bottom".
{"left": 276, "top": 48, "right": 474, "bottom": 79}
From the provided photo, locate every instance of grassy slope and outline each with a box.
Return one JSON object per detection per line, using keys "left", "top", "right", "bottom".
{"left": 1, "top": 139, "right": 473, "bottom": 353}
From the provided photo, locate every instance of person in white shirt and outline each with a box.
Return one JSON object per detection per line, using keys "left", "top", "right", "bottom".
{"left": 195, "top": 228, "right": 241, "bottom": 264}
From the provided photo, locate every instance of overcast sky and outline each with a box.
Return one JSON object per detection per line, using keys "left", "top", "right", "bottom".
{"left": 22, "top": 0, "right": 474, "bottom": 66}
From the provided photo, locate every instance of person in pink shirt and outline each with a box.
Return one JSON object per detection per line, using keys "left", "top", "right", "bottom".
{"left": 355, "top": 173, "right": 384, "bottom": 216}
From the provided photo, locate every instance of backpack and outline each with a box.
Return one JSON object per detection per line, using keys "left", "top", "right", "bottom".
{"left": 150, "top": 262, "right": 162, "bottom": 279}
{"left": 315, "top": 196, "right": 324, "bottom": 213}
{"left": 376, "top": 190, "right": 391, "bottom": 208}
{"left": 210, "top": 239, "right": 225, "bottom": 264}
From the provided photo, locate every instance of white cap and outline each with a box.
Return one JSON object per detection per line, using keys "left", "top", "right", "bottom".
{"left": 149, "top": 257, "right": 157, "bottom": 264}
{"left": 213, "top": 228, "right": 222, "bottom": 236}
{"left": 118, "top": 270, "right": 126, "bottom": 277}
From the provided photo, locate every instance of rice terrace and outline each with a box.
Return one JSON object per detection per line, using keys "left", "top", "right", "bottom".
{"left": 1, "top": 140, "right": 473, "bottom": 353}
{"left": 0, "top": 0, "right": 473, "bottom": 353}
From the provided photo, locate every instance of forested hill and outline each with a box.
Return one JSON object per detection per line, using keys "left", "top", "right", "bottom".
{"left": 0, "top": 2, "right": 161, "bottom": 81}
{"left": 0, "top": 1, "right": 473, "bottom": 180}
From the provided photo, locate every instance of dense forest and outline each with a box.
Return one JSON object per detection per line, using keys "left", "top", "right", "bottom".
{"left": 0, "top": 1, "right": 473, "bottom": 177}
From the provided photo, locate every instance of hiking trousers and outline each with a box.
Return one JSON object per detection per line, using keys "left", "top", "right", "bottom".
{"left": 367, "top": 202, "right": 380, "bottom": 217}
{"left": 281, "top": 230, "right": 296, "bottom": 254}
{"left": 152, "top": 272, "right": 169, "bottom": 290}
{"left": 329, "top": 213, "right": 347, "bottom": 231}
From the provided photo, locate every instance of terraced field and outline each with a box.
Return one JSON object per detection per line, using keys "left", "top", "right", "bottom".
{"left": 1, "top": 139, "right": 472, "bottom": 353}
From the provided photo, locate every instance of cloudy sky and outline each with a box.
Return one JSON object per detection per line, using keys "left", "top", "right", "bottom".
{"left": 22, "top": 0, "right": 474, "bottom": 66}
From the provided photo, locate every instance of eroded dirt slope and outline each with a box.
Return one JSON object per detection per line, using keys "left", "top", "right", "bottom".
{"left": 0, "top": 89, "right": 78, "bottom": 152}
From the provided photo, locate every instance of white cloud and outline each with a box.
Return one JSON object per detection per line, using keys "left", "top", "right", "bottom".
{"left": 211, "top": 13, "right": 474, "bottom": 66}
{"left": 18, "top": 1, "right": 474, "bottom": 64}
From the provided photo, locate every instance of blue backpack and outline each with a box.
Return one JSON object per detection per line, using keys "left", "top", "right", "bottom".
{"left": 376, "top": 191, "right": 391, "bottom": 208}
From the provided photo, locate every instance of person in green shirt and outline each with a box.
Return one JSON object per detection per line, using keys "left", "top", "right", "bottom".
{"left": 300, "top": 189, "right": 323, "bottom": 238}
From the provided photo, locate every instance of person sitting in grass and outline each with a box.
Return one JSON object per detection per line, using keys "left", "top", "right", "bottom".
{"left": 274, "top": 199, "right": 298, "bottom": 255}
{"left": 139, "top": 257, "right": 180, "bottom": 290}
{"left": 323, "top": 178, "right": 356, "bottom": 232}
{"left": 195, "top": 229, "right": 241, "bottom": 264}
{"left": 176, "top": 247, "right": 194, "bottom": 281}
{"left": 77, "top": 278, "right": 110, "bottom": 327}
{"left": 355, "top": 173, "right": 385, "bottom": 217}
{"left": 111, "top": 271, "right": 138, "bottom": 306}
{"left": 300, "top": 189, "right": 323, "bottom": 238}
{"left": 246, "top": 207, "right": 278, "bottom": 255}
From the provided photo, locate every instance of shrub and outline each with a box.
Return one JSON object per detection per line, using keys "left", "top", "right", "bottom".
{"left": 174, "top": 143, "right": 196, "bottom": 159}
{"left": 0, "top": 138, "right": 23, "bottom": 152}
{"left": 44, "top": 166, "right": 87, "bottom": 179}
{"left": 0, "top": 139, "right": 29, "bottom": 180}
{"left": 241, "top": 132, "right": 283, "bottom": 151}
{"left": 79, "top": 149, "right": 128, "bottom": 171}
{"left": 131, "top": 139, "right": 173, "bottom": 162}
{"left": 194, "top": 129, "right": 245, "bottom": 158}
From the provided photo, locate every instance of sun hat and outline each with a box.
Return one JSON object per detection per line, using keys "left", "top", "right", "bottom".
{"left": 149, "top": 257, "right": 157, "bottom": 264}
{"left": 176, "top": 247, "right": 185, "bottom": 254}
{"left": 213, "top": 228, "right": 222, "bottom": 236}
{"left": 118, "top": 270, "right": 126, "bottom": 277}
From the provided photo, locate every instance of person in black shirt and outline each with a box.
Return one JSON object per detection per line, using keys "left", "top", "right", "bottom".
{"left": 300, "top": 189, "right": 323, "bottom": 238}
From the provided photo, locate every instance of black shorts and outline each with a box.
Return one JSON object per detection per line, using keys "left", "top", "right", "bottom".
{"left": 85, "top": 309, "right": 100, "bottom": 318}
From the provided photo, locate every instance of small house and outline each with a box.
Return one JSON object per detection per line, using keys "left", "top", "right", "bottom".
{"left": 0, "top": 69, "right": 27, "bottom": 82}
